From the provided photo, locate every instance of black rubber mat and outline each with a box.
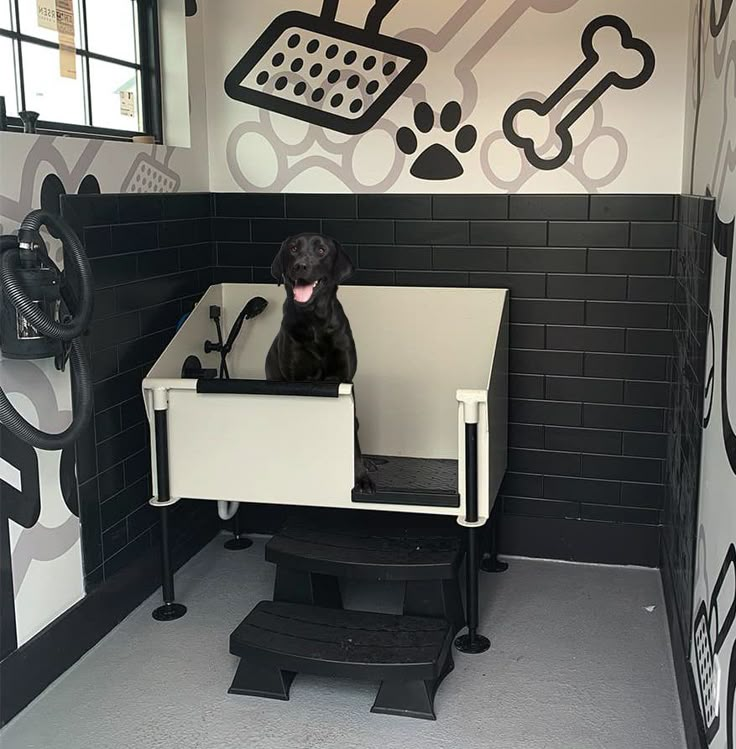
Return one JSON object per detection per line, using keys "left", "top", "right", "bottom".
{"left": 352, "top": 455, "right": 459, "bottom": 508}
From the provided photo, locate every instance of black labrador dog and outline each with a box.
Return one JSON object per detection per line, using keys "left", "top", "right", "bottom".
{"left": 265, "top": 232, "right": 375, "bottom": 493}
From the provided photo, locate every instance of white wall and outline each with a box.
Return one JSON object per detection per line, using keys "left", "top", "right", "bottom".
{"left": 200, "top": 0, "right": 688, "bottom": 193}
{"left": 0, "top": 6, "right": 208, "bottom": 654}
{"left": 684, "top": 1, "right": 736, "bottom": 746}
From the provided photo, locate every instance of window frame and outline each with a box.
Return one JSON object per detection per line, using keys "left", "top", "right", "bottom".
{"left": 0, "top": 0, "right": 162, "bottom": 142}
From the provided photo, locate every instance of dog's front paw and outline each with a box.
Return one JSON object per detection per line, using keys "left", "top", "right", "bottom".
{"left": 354, "top": 473, "right": 376, "bottom": 494}
{"left": 363, "top": 457, "right": 379, "bottom": 473}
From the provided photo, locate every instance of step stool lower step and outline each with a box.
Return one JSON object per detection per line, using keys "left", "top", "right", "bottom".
{"left": 229, "top": 601, "right": 454, "bottom": 720}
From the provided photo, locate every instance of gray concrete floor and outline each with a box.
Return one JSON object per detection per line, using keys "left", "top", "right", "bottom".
{"left": 2, "top": 536, "right": 686, "bottom": 749}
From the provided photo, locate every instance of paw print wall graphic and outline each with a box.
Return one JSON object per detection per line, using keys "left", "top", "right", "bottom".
{"left": 396, "top": 101, "right": 477, "bottom": 180}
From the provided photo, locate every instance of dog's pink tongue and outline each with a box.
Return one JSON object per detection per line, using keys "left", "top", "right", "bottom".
{"left": 294, "top": 281, "right": 315, "bottom": 303}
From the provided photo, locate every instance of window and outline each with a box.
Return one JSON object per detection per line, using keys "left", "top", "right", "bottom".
{"left": 0, "top": 0, "right": 162, "bottom": 141}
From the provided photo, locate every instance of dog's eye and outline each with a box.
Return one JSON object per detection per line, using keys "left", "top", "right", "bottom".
{"left": 317, "top": 247, "right": 326, "bottom": 257}
{"left": 289, "top": 246, "right": 297, "bottom": 254}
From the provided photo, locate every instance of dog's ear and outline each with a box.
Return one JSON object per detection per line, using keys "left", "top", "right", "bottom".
{"left": 332, "top": 239, "right": 354, "bottom": 284}
{"left": 271, "top": 237, "right": 289, "bottom": 284}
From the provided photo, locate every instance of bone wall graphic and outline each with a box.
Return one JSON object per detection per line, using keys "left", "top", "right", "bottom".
{"left": 502, "top": 15, "right": 655, "bottom": 171}
{"left": 209, "top": 0, "right": 687, "bottom": 192}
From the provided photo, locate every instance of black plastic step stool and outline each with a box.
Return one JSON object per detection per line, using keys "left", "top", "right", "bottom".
{"left": 266, "top": 516, "right": 465, "bottom": 632}
{"left": 229, "top": 601, "right": 454, "bottom": 720}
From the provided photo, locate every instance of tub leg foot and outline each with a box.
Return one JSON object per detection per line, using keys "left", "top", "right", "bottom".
{"left": 224, "top": 505, "right": 253, "bottom": 551}
{"left": 455, "top": 525, "right": 490, "bottom": 654}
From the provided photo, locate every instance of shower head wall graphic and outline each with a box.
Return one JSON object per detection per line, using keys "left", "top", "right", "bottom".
{"left": 694, "top": 544, "right": 736, "bottom": 742}
{"left": 224, "top": 0, "right": 427, "bottom": 135}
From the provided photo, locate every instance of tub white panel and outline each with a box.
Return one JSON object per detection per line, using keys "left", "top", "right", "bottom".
{"left": 219, "top": 283, "right": 507, "bottom": 459}
{"left": 144, "top": 283, "right": 508, "bottom": 520}
{"left": 166, "top": 389, "right": 355, "bottom": 505}
{"left": 487, "top": 296, "right": 509, "bottom": 508}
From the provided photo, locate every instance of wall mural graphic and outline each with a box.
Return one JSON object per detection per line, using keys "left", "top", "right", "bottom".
{"left": 121, "top": 145, "right": 181, "bottom": 193}
{"left": 694, "top": 543, "right": 736, "bottom": 742}
{"left": 224, "top": 0, "right": 427, "bottom": 135}
{"left": 396, "top": 101, "right": 477, "bottom": 179}
{"left": 0, "top": 138, "right": 102, "bottom": 236}
{"left": 502, "top": 15, "right": 655, "bottom": 171}
{"left": 713, "top": 212, "right": 736, "bottom": 476}
{"left": 483, "top": 91, "right": 627, "bottom": 192}
{"left": 712, "top": 0, "right": 735, "bottom": 37}
{"left": 220, "top": 0, "right": 666, "bottom": 192}
{"left": 687, "top": 0, "right": 736, "bottom": 746}
{"left": 706, "top": 312, "right": 717, "bottom": 429}
{"left": 0, "top": 427, "right": 41, "bottom": 660}
{"left": 0, "top": 139, "right": 100, "bottom": 660}
{"left": 0, "top": 134, "right": 186, "bottom": 659}
{"left": 0, "top": 1, "right": 206, "bottom": 661}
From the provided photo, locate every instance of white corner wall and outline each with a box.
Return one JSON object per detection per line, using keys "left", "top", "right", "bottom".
{"left": 0, "top": 5, "right": 208, "bottom": 654}
{"left": 684, "top": 1, "right": 736, "bottom": 746}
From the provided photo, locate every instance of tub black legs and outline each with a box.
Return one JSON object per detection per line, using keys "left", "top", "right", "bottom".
{"left": 152, "top": 407, "right": 186, "bottom": 622}
{"left": 455, "top": 421, "right": 490, "bottom": 654}
{"left": 455, "top": 524, "right": 490, "bottom": 654}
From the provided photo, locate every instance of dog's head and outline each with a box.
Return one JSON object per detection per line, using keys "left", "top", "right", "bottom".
{"left": 271, "top": 233, "right": 353, "bottom": 306}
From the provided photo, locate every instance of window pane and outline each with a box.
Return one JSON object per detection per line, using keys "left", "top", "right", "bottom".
{"left": 0, "top": 0, "right": 12, "bottom": 30}
{"left": 86, "top": 0, "right": 137, "bottom": 62}
{"left": 17, "top": 0, "right": 82, "bottom": 45}
{"left": 90, "top": 59, "right": 141, "bottom": 132}
{"left": 0, "top": 37, "right": 19, "bottom": 115}
{"left": 22, "top": 42, "right": 86, "bottom": 125}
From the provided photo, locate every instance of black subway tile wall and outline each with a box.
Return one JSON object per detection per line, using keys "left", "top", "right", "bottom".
{"left": 55, "top": 191, "right": 695, "bottom": 571}
{"left": 662, "top": 195, "right": 714, "bottom": 649}
{"left": 214, "top": 192, "right": 680, "bottom": 566}
{"left": 61, "top": 192, "right": 218, "bottom": 590}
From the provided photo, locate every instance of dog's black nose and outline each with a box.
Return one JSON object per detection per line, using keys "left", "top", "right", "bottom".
{"left": 293, "top": 261, "right": 308, "bottom": 275}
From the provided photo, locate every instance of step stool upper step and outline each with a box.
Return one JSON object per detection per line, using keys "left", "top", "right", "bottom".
{"left": 266, "top": 518, "right": 463, "bottom": 581}
{"left": 230, "top": 601, "right": 453, "bottom": 682}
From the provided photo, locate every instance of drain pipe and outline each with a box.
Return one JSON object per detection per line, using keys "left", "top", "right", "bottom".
{"left": 218, "top": 501, "right": 239, "bottom": 521}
